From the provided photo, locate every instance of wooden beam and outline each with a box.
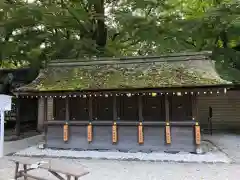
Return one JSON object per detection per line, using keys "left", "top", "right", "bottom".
{"left": 165, "top": 95, "right": 170, "bottom": 122}
{"left": 45, "top": 120, "right": 196, "bottom": 126}
{"left": 16, "top": 86, "right": 232, "bottom": 97}
{"left": 65, "top": 97, "right": 70, "bottom": 121}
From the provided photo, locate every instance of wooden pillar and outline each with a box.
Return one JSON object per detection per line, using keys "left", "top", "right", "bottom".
{"left": 191, "top": 93, "right": 197, "bottom": 121}
{"left": 192, "top": 93, "right": 201, "bottom": 147}
{"left": 113, "top": 95, "right": 117, "bottom": 121}
{"left": 87, "top": 96, "right": 93, "bottom": 142}
{"left": 15, "top": 98, "right": 20, "bottom": 137}
{"left": 138, "top": 95, "right": 143, "bottom": 122}
{"left": 88, "top": 96, "right": 93, "bottom": 121}
{"left": 47, "top": 98, "right": 54, "bottom": 121}
{"left": 112, "top": 95, "right": 118, "bottom": 143}
{"left": 138, "top": 95, "right": 144, "bottom": 144}
{"left": 165, "top": 95, "right": 170, "bottom": 122}
{"left": 37, "top": 98, "right": 45, "bottom": 132}
{"left": 165, "top": 95, "right": 171, "bottom": 144}
{"left": 43, "top": 97, "right": 48, "bottom": 145}
{"left": 65, "top": 97, "right": 70, "bottom": 121}
{"left": 63, "top": 97, "right": 70, "bottom": 142}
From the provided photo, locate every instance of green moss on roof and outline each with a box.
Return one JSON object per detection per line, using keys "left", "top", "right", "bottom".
{"left": 17, "top": 60, "right": 231, "bottom": 92}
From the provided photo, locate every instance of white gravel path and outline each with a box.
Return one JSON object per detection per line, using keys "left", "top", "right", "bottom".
{"left": 0, "top": 157, "right": 240, "bottom": 180}
{"left": 4, "top": 135, "right": 43, "bottom": 155}
{"left": 15, "top": 145, "right": 231, "bottom": 163}
{"left": 203, "top": 133, "right": 240, "bottom": 163}
{"left": 1, "top": 134, "right": 240, "bottom": 180}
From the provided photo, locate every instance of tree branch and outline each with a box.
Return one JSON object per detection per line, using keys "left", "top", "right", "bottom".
{"left": 183, "top": 39, "right": 196, "bottom": 47}
{"left": 60, "top": 0, "right": 88, "bottom": 33}
{"left": 112, "top": 32, "right": 120, "bottom": 41}
{"left": 79, "top": 0, "right": 89, "bottom": 12}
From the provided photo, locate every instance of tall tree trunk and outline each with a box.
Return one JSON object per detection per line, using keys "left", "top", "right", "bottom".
{"left": 93, "top": 0, "right": 107, "bottom": 51}
{"left": 220, "top": 31, "right": 228, "bottom": 48}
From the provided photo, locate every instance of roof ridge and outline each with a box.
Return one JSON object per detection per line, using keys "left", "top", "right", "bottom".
{"left": 49, "top": 51, "right": 212, "bottom": 66}
{"left": 49, "top": 54, "right": 211, "bottom": 67}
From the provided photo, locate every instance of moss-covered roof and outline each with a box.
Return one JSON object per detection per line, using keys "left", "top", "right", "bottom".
{"left": 15, "top": 52, "right": 232, "bottom": 92}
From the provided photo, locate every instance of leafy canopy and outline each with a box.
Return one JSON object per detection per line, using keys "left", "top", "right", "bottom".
{"left": 0, "top": 0, "right": 240, "bottom": 80}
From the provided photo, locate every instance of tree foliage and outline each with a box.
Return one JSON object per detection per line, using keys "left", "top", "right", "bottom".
{"left": 0, "top": 0, "right": 240, "bottom": 75}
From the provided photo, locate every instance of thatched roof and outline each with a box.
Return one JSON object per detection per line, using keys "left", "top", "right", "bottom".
{"left": 15, "top": 52, "right": 232, "bottom": 92}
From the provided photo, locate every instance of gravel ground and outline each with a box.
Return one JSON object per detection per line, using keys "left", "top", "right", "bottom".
{"left": 15, "top": 144, "right": 231, "bottom": 163}
{"left": 203, "top": 133, "right": 240, "bottom": 163}
{"left": 0, "top": 157, "right": 240, "bottom": 180}
{"left": 4, "top": 135, "right": 43, "bottom": 156}
{"left": 1, "top": 133, "right": 240, "bottom": 179}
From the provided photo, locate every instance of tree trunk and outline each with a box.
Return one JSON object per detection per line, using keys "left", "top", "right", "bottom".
{"left": 93, "top": 0, "right": 107, "bottom": 51}
{"left": 220, "top": 31, "right": 228, "bottom": 48}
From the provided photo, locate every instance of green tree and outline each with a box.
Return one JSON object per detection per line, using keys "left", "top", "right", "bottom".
{"left": 1, "top": 0, "right": 240, "bottom": 75}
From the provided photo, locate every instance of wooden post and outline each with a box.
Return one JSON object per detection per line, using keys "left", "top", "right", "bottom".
{"left": 113, "top": 94, "right": 117, "bottom": 121}
{"left": 192, "top": 94, "right": 201, "bottom": 146}
{"left": 88, "top": 96, "right": 93, "bottom": 121}
{"left": 138, "top": 95, "right": 143, "bottom": 122}
{"left": 138, "top": 95, "right": 144, "bottom": 144}
{"left": 112, "top": 95, "right": 118, "bottom": 143}
{"left": 191, "top": 93, "right": 197, "bottom": 121}
{"left": 165, "top": 95, "right": 171, "bottom": 144}
{"left": 65, "top": 97, "right": 69, "bottom": 121}
{"left": 63, "top": 97, "right": 70, "bottom": 142}
{"left": 14, "top": 162, "right": 19, "bottom": 179}
{"left": 43, "top": 97, "right": 48, "bottom": 145}
{"left": 87, "top": 96, "right": 93, "bottom": 142}
{"left": 165, "top": 95, "right": 170, "bottom": 122}
{"left": 47, "top": 98, "right": 54, "bottom": 121}
{"left": 15, "top": 98, "right": 20, "bottom": 137}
